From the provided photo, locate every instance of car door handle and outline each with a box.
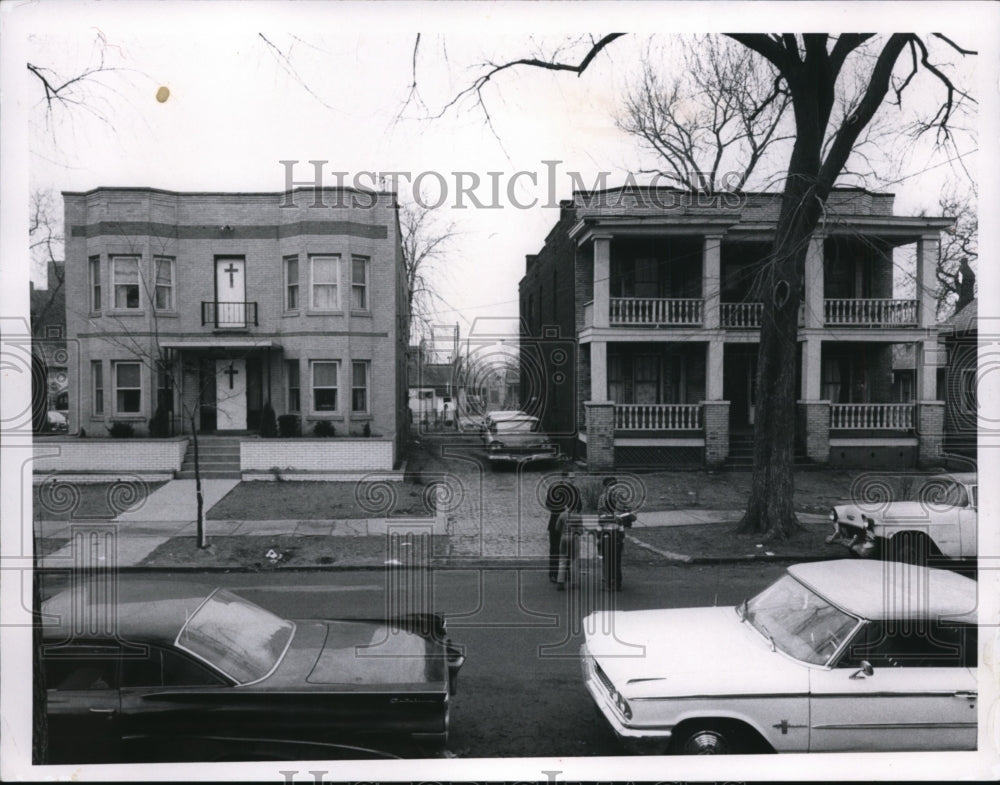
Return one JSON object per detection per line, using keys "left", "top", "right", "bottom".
{"left": 88, "top": 707, "right": 116, "bottom": 714}
{"left": 953, "top": 691, "right": 977, "bottom": 699}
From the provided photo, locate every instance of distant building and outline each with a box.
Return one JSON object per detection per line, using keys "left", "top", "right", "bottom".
{"left": 941, "top": 298, "right": 977, "bottom": 463}
{"left": 63, "top": 186, "right": 409, "bottom": 463}
{"left": 30, "top": 260, "right": 68, "bottom": 418}
{"left": 520, "top": 185, "right": 953, "bottom": 469}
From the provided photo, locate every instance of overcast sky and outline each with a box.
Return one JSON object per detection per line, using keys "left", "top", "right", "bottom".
{"left": 9, "top": 1, "right": 992, "bottom": 348}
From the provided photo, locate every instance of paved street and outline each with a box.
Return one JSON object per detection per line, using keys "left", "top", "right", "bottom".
{"left": 40, "top": 560, "right": 787, "bottom": 759}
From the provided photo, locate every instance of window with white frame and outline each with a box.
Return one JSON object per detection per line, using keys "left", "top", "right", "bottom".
{"left": 284, "top": 255, "right": 299, "bottom": 310}
{"left": 287, "top": 360, "right": 300, "bottom": 412}
{"left": 352, "top": 360, "right": 369, "bottom": 412}
{"left": 351, "top": 256, "right": 369, "bottom": 310}
{"left": 310, "top": 255, "right": 339, "bottom": 310}
{"left": 311, "top": 360, "right": 339, "bottom": 411}
{"left": 89, "top": 256, "right": 101, "bottom": 312}
{"left": 92, "top": 361, "right": 104, "bottom": 415}
{"left": 45, "top": 325, "right": 63, "bottom": 338}
{"left": 112, "top": 256, "right": 141, "bottom": 309}
{"left": 154, "top": 257, "right": 175, "bottom": 310}
{"left": 113, "top": 361, "right": 141, "bottom": 414}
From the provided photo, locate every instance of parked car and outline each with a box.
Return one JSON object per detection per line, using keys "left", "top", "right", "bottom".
{"left": 827, "top": 472, "right": 977, "bottom": 563}
{"left": 46, "top": 409, "right": 68, "bottom": 432}
{"left": 481, "top": 413, "right": 559, "bottom": 466}
{"left": 581, "top": 560, "right": 977, "bottom": 755}
{"left": 41, "top": 578, "right": 465, "bottom": 763}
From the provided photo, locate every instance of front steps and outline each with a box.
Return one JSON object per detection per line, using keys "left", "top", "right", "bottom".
{"left": 176, "top": 436, "right": 242, "bottom": 479}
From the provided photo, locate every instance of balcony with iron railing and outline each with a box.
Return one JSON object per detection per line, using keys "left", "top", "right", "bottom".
{"left": 614, "top": 403, "right": 703, "bottom": 431}
{"left": 609, "top": 298, "right": 703, "bottom": 327}
{"left": 824, "top": 299, "right": 919, "bottom": 327}
{"left": 830, "top": 402, "right": 915, "bottom": 431}
{"left": 201, "top": 301, "right": 259, "bottom": 328}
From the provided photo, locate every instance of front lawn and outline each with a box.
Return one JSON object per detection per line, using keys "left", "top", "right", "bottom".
{"left": 207, "top": 481, "right": 434, "bottom": 520}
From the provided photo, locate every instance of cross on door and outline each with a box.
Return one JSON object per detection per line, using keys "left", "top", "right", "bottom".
{"left": 224, "top": 363, "right": 239, "bottom": 389}
{"left": 223, "top": 263, "right": 239, "bottom": 287}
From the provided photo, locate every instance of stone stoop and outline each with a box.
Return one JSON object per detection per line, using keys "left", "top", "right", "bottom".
{"left": 176, "top": 436, "right": 242, "bottom": 480}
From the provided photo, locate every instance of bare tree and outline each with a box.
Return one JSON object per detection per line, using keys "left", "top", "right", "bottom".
{"left": 409, "top": 33, "right": 975, "bottom": 539}
{"left": 29, "top": 189, "right": 65, "bottom": 330}
{"left": 618, "top": 36, "right": 793, "bottom": 192}
{"left": 934, "top": 186, "right": 977, "bottom": 317}
{"left": 399, "top": 201, "right": 459, "bottom": 346}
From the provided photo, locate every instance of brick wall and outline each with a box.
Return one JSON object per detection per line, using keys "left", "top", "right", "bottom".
{"left": 584, "top": 401, "right": 615, "bottom": 470}
{"left": 241, "top": 438, "right": 394, "bottom": 471}
{"left": 917, "top": 401, "right": 945, "bottom": 467}
{"left": 797, "top": 401, "right": 830, "bottom": 463}
{"left": 34, "top": 438, "right": 187, "bottom": 472}
{"left": 702, "top": 401, "right": 730, "bottom": 466}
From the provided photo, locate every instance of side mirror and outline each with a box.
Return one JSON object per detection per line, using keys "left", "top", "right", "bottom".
{"left": 849, "top": 660, "right": 874, "bottom": 680}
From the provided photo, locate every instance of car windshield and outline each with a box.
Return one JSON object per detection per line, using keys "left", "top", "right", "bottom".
{"left": 176, "top": 589, "right": 294, "bottom": 684}
{"left": 495, "top": 418, "right": 538, "bottom": 433}
{"left": 744, "top": 574, "right": 861, "bottom": 666}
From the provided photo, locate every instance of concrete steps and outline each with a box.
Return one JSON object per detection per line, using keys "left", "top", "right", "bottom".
{"left": 176, "top": 437, "right": 242, "bottom": 480}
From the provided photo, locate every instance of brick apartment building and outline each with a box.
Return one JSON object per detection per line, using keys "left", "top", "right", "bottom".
{"left": 519, "top": 186, "right": 954, "bottom": 470}
{"left": 64, "top": 186, "right": 409, "bottom": 463}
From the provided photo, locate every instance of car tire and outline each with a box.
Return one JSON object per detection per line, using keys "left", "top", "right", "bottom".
{"left": 672, "top": 723, "right": 746, "bottom": 755}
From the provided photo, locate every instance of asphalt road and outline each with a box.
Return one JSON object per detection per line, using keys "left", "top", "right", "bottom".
{"left": 71, "top": 560, "right": 788, "bottom": 759}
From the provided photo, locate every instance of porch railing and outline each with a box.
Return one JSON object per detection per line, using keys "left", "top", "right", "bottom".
{"left": 830, "top": 403, "right": 915, "bottom": 430}
{"left": 824, "top": 299, "right": 919, "bottom": 327}
{"left": 202, "top": 301, "right": 259, "bottom": 328}
{"left": 721, "top": 302, "right": 763, "bottom": 328}
{"left": 615, "top": 403, "right": 703, "bottom": 431}
{"left": 610, "top": 297, "right": 703, "bottom": 326}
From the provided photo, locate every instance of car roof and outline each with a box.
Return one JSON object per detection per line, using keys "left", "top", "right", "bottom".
{"left": 787, "top": 560, "right": 977, "bottom": 623}
{"left": 935, "top": 472, "right": 977, "bottom": 484}
{"left": 486, "top": 410, "right": 528, "bottom": 421}
{"left": 42, "top": 577, "right": 215, "bottom": 646}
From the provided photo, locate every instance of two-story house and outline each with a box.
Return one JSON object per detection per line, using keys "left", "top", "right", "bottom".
{"left": 63, "top": 186, "right": 409, "bottom": 464}
{"left": 520, "top": 185, "right": 953, "bottom": 470}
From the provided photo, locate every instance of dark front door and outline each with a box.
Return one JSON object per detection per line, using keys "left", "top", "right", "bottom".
{"left": 198, "top": 358, "right": 217, "bottom": 432}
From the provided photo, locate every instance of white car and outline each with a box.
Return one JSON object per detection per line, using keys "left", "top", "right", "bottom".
{"left": 827, "top": 472, "right": 977, "bottom": 563}
{"left": 581, "top": 560, "right": 977, "bottom": 754}
{"left": 481, "top": 413, "right": 559, "bottom": 466}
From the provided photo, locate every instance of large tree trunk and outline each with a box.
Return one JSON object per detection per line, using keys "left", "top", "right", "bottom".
{"left": 739, "top": 134, "right": 823, "bottom": 538}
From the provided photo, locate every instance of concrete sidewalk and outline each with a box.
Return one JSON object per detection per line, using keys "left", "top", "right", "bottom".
{"left": 36, "top": 505, "right": 828, "bottom": 570}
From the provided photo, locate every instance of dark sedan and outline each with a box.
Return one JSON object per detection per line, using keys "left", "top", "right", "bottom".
{"left": 40, "top": 578, "right": 465, "bottom": 763}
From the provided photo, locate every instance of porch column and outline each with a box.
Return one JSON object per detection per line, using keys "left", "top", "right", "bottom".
{"left": 706, "top": 339, "right": 724, "bottom": 400}
{"left": 915, "top": 337, "right": 944, "bottom": 467}
{"left": 592, "top": 235, "right": 611, "bottom": 329}
{"left": 590, "top": 340, "right": 608, "bottom": 402}
{"left": 702, "top": 401, "right": 730, "bottom": 467}
{"left": 584, "top": 401, "right": 615, "bottom": 470}
{"left": 804, "top": 233, "right": 824, "bottom": 328}
{"left": 801, "top": 336, "right": 822, "bottom": 400}
{"left": 917, "top": 235, "right": 939, "bottom": 328}
{"left": 702, "top": 235, "right": 722, "bottom": 329}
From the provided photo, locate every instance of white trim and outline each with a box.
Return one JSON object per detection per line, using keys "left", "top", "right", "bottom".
{"left": 614, "top": 437, "right": 704, "bottom": 447}
{"left": 829, "top": 437, "right": 919, "bottom": 447}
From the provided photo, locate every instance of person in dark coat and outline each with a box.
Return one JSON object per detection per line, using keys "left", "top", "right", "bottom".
{"left": 598, "top": 476, "right": 633, "bottom": 591}
{"left": 545, "top": 470, "right": 580, "bottom": 582}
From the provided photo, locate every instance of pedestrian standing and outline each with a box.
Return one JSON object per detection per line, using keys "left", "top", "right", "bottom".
{"left": 598, "top": 476, "right": 631, "bottom": 591}
{"left": 545, "top": 470, "right": 579, "bottom": 582}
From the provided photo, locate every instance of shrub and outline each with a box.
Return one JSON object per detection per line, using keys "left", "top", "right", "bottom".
{"left": 362, "top": 422, "right": 371, "bottom": 437}
{"left": 260, "top": 402, "right": 277, "bottom": 437}
{"left": 278, "top": 414, "right": 301, "bottom": 437}
{"left": 149, "top": 406, "right": 171, "bottom": 437}
{"left": 108, "top": 421, "right": 135, "bottom": 439}
{"left": 313, "top": 420, "right": 335, "bottom": 437}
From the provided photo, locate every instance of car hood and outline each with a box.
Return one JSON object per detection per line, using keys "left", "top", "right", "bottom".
{"left": 833, "top": 501, "right": 936, "bottom": 525}
{"left": 253, "top": 620, "right": 447, "bottom": 691}
{"left": 585, "top": 607, "right": 809, "bottom": 698}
